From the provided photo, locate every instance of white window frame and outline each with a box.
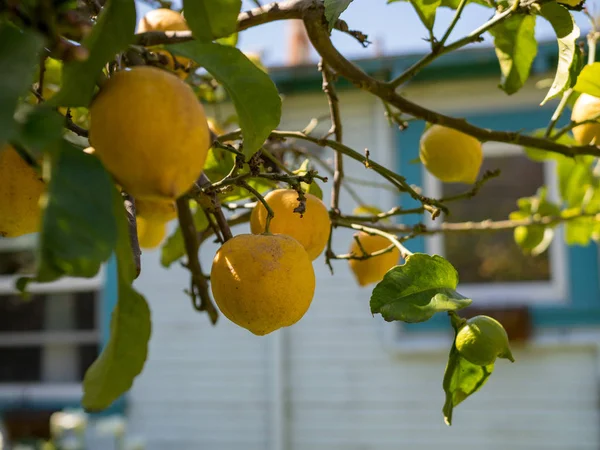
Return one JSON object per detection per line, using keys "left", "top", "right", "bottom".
{"left": 421, "top": 142, "right": 569, "bottom": 306}
{"left": 0, "top": 234, "right": 105, "bottom": 404}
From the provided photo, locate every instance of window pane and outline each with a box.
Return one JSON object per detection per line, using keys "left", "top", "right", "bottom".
{"left": 440, "top": 153, "right": 550, "bottom": 284}
{"left": 0, "top": 292, "right": 97, "bottom": 332}
{"left": 74, "top": 291, "right": 97, "bottom": 330}
{"left": 0, "top": 347, "right": 41, "bottom": 382}
{"left": 0, "top": 295, "right": 45, "bottom": 332}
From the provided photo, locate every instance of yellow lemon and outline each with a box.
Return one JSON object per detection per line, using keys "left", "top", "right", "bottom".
{"left": 250, "top": 189, "right": 331, "bottom": 261}
{"left": 348, "top": 232, "right": 400, "bottom": 286}
{"left": 455, "top": 315, "right": 515, "bottom": 366}
{"left": 137, "top": 9, "right": 192, "bottom": 78}
{"left": 0, "top": 146, "right": 45, "bottom": 238}
{"left": 138, "top": 8, "right": 189, "bottom": 32}
{"left": 136, "top": 217, "right": 168, "bottom": 249}
{"left": 210, "top": 233, "right": 316, "bottom": 336}
{"left": 135, "top": 198, "right": 177, "bottom": 223}
{"left": 571, "top": 93, "right": 600, "bottom": 145}
{"left": 89, "top": 66, "right": 210, "bottom": 201}
{"left": 419, "top": 125, "right": 483, "bottom": 184}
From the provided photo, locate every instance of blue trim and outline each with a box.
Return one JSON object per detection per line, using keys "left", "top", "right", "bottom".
{"left": 0, "top": 397, "right": 125, "bottom": 417}
{"left": 395, "top": 107, "right": 600, "bottom": 332}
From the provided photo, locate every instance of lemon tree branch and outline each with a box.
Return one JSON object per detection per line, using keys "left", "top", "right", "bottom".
{"left": 176, "top": 196, "right": 219, "bottom": 324}
{"left": 301, "top": 3, "right": 600, "bottom": 159}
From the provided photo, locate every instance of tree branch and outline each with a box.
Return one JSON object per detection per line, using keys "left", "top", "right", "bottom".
{"left": 320, "top": 60, "right": 344, "bottom": 213}
{"left": 301, "top": 2, "right": 600, "bottom": 158}
{"left": 122, "top": 193, "right": 141, "bottom": 279}
{"left": 134, "top": 0, "right": 368, "bottom": 47}
{"left": 176, "top": 197, "right": 219, "bottom": 324}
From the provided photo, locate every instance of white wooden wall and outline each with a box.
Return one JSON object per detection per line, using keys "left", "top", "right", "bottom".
{"left": 127, "top": 80, "right": 600, "bottom": 450}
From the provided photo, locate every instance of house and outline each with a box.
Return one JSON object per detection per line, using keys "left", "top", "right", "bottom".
{"left": 1, "top": 40, "right": 600, "bottom": 449}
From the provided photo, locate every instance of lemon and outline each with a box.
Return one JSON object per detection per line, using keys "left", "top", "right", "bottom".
{"left": 210, "top": 233, "right": 316, "bottom": 336}
{"left": 137, "top": 9, "right": 192, "bottom": 79}
{"left": 134, "top": 198, "right": 177, "bottom": 249}
{"left": 250, "top": 189, "right": 331, "bottom": 261}
{"left": 136, "top": 217, "right": 168, "bottom": 249}
{"left": 89, "top": 66, "right": 211, "bottom": 201}
{"left": 514, "top": 225, "right": 545, "bottom": 253}
{"left": 571, "top": 93, "right": 600, "bottom": 145}
{"left": 348, "top": 232, "right": 400, "bottom": 286}
{"left": 135, "top": 198, "right": 177, "bottom": 222}
{"left": 419, "top": 125, "right": 483, "bottom": 184}
{"left": 0, "top": 146, "right": 45, "bottom": 238}
{"left": 455, "top": 315, "right": 515, "bottom": 366}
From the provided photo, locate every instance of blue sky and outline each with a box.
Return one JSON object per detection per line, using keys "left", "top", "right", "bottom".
{"left": 137, "top": 0, "right": 599, "bottom": 66}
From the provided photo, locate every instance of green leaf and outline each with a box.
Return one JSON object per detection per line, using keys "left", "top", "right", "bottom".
{"left": 438, "top": 0, "right": 492, "bottom": 8}
{"left": 573, "top": 62, "right": 600, "bottom": 98}
{"left": 523, "top": 129, "right": 577, "bottom": 162}
{"left": 0, "top": 24, "right": 45, "bottom": 146}
{"left": 82, "top": 190, "right": 151, "bottom": 411}
{"left": 412, "top": 0, "right": 442, "bottom": 31}
{"left": 16, "top": 106, "right": 65, "bottom": 156}
{"left": 370, "top": 253, "right": 472, "bottom": 323}
{"left": 557, "top": 155, "right": 595, "bottom": 207}
{"left": 324, "top": 0, "right": 354, "bottom": 31}
{"left": 35, "top": 141, "right": 117, "bottom": 282}
{"left": 443, "top": 342, "right": 494, "bottom": 426}
{"left": 490, "top": 14, "right": 537, "bottom": 95}
{"left": 161, "top": 207, "right": 208, "bottom": 268}
{"left": 49, "top": 0, "right": 136, "bottom": 107}
{"left": 168, "top": 41, "right": 281, "bottom": 157}
{"left": 538, "top": 3, "right": 582, "bottom": 105}
{"left": 564, "top": 213, "right": 595, "bottom": 245}
{"left": 203, "top": 147, "right": 236, "bottom": 182}
{"left": 182, "top": 0, "right": 241, "bottom": 41}
{"left": 216, "top": 33, "right": 239, "bottom": 47}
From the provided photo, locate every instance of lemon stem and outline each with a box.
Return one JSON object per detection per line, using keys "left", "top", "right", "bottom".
{"left": 346, "top": 223, "right": 413, "bottom": 260}
{"left": 240, "top": 180, "right": 274, "bottom": 233}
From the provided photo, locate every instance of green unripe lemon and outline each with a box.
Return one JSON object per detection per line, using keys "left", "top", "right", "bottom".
{"left": 514, "top": 225, "right": 545, "bottom": 253}
{"left": 455, "top": 315, "right": 515, "bottom": 366}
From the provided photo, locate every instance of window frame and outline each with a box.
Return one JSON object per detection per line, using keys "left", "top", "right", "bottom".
{"left": 420, "top": 141, "right": 569, "bottom": 306}
{"left": 0, "top": 235, "right": 105, "bottom": 407}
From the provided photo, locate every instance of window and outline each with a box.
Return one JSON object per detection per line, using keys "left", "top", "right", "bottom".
{"left": 422, "top": 143, "right": 568, "bottom": 305}
{"left": 0, "top": 234, "right": 105, "bottom": 407}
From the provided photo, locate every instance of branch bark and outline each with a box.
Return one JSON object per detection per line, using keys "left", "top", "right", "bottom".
{"left": 176, "top": 197, "right": 219, "bottom": 324}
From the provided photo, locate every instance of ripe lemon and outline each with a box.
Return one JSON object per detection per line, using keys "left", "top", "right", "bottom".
{"left": 419, "top": 125, "right": 483, "bottom": 184}
{"left": 135, "top": 198, "right": 177, "bottom": 249}
{"left": 455, "top": 315, "right": 515, "bottom": 366}
{"left": 348, "top": 232, "right": 400, "bottom": 286}
{"left": 89, "top": 66, "right": 210, "bottom": 201}
{"left": 571, "top": 93, "right": 600, "bottom": 145}
{"left": 135, "top": 198, "right": 177, "bottom": 222}
{"left": 210, "top": 233, "right": 316, "bottom": 336}
{"left": 0, "top": 146, "right": 45, "bottom": 238}
{"left": 136, "top": 217, "right": 168, "bottom": 249}
{"left": 250, "top": 189, "right": 331, "bottom": 261}
{"left": 137, "top": 9, "right": 192, "bottom": 79}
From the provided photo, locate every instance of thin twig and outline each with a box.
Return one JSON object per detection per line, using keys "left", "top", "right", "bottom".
{"left": 239, "top": 180, "right": 274, "bottom": 233}
{"left": 337, "top": 222, "right": 413, "bottom": 259}
{"left": 319, "top": 59, "right": 344, "bottom": 214}
{"left": 196, "top": 173, "right": 234, "bottom": 242}
{"left": 390, "top": 0, "right": 520, "bottom": 88}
